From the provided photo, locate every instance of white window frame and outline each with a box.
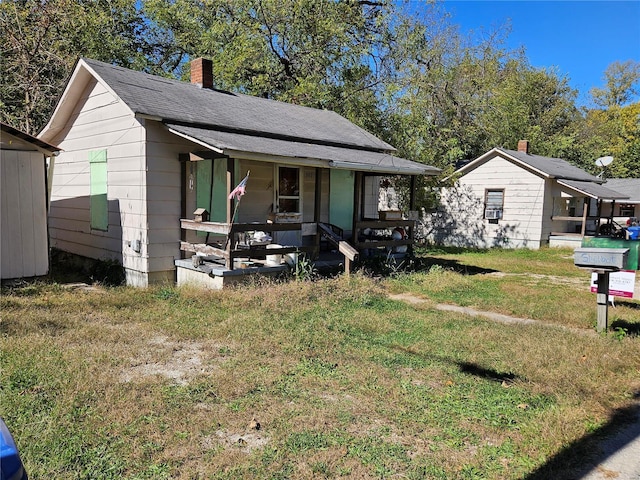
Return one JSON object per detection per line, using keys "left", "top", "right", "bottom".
{"left": 484, "top": 189, "right": 504, "bottom": 222}
{"left": 274, "top": 165, "right": 302, "bottom": 214}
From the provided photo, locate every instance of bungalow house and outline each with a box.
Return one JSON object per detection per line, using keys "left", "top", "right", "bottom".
{"left": 38, "top": 58, "right": 439, "bottom": 287}
{"left": 602, "top": 178, "right": 640, "bottom": 224}
{"left": 431, "top": 140, "right": 628, "bottom": 249}
{"left": 1, "top": 122, "right": 59, "bottom": 280}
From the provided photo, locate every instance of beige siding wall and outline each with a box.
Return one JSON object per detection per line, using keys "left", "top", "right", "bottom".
{"left": 144, "top": 121, "right": 194, "bottom": 280}
{"left": 437, "top": 155, "right": 547, "bottom": 248}
{"left": 236, "top": 160, "right": 274, "bottom": 223}
{"left": 1, "top": 150, "right": 49, "bottom": 279}
{"left": 235, "top": 161, "right": 325, "bottom": 224}
{"left": 48, "top": 77, "right": 149, "bottom": 285}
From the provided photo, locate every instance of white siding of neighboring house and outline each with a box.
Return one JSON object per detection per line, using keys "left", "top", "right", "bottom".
{"left": 1, "top": 149, "right": 49, "bottom": 279}
{"left": 436, "top": 154, "right": 547, "bottom": 248}
{"left": 48, "top": 77, "right": 149, "bottom": 285}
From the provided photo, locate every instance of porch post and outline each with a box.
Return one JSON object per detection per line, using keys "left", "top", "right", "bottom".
{"left": 353, "top": 171, "right": 363, "bottom": 238}
{"left": 225, "top": 158, "right": 235, "bottom": 269}
{"left": 409, "top": 175, "right": 417, "bottom": 211}
{"left": 314, "top": 167, "right": 322, "bottom": 259}
{"left": 581, "top": 201, "right": 588, "bottom": 237}
{"left": 409, "top": 175, "right": 417, "bottom": 256}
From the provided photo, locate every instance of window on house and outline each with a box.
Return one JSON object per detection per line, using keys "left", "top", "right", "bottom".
{"left": 89, "top": 149, "right": 108, "bottom": 231}
{"left": 620, "top": 204, "right": 635, "bottom": 217}
{"left": 277, "top": 166, "right": 300, "bottom": 213}
{"left": 484, "top": 189, "right": 504, "bottom": 223}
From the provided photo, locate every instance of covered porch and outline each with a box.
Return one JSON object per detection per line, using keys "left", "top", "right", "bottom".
{"left": 169, "top": 124, "right": 438, "bottom": 286}
{"left": 548, "top": 179, "right": 630, "bottom": 248}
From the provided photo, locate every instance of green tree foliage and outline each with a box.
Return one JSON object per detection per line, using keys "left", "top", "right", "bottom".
{"left": 590, "top": 60, "right": 640, "bottom": 108}
{"left": 143, "top": 0, "right": 397, "bottom": 136}
{"left": 386, "top": 24, "right": 581, "bottom": 173}
{"left": 0, "top": 0, "right": 155, "bottom": 134}
{"left": 0, "top": 0, "right": 637, "bottom": 182}
{"left": 576, "top": 102, "right": 640, "bottom": 178}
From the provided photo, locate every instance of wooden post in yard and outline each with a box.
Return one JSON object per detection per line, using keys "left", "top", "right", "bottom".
{"left": 595, "top": 271, "right": 610, "bottom": 333}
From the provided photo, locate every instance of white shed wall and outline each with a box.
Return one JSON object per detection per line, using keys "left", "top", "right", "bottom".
{"left": 1, "top": 150, "right": 49, "bottom": 279}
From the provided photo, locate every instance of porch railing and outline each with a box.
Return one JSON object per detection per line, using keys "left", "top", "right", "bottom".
{"left": 180, "top": 218, "right": 416, "bottom": 272}
{"left": 180, "top": 219, "right": 316, "bottom": 270}
{"left": 354, "top": 219, "right": 415, "bottom": 252}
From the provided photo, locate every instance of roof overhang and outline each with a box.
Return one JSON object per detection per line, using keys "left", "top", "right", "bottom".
{"left": 557, "top": 179, "right": 629, "bottom": 200}
{"left": 1, "top": 123, "right": 60, "bottom": 156}
{"left": 166, "top": 123, "right": 440, "bottom": 176}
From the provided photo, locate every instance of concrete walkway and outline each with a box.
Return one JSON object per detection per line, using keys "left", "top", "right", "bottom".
{"left": 388, "top": 292, "right": 640, "bottom": 480}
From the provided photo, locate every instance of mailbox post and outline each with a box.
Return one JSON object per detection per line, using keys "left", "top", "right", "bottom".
{"left": 574, "top": 248, "right": 629, "bottom": 332}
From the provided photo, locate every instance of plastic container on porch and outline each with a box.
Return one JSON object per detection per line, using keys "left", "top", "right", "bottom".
{"left": 266, "top": 244, "right": 283, "bottom": 266}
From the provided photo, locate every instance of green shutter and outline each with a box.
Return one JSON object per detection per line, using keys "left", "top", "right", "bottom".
{"left": 89, "top": 150, "right": 108, "bottom": 231}
{"left": 195, "top": 159, "right": 228, "bottom": 238}
{"left": 329, "top": 169, "right": 354, "bottom": 231}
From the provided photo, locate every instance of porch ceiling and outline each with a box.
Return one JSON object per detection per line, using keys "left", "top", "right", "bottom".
{"left": 166, "top": 123, "right": 440, "bottom": 176}
{"left": 558, "top": 179, "right": 629, "bottom": 200}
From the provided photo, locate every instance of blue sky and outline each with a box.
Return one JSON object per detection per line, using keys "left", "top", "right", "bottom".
{"left": 411, "top": 0, "right": 640, "bottom": 106}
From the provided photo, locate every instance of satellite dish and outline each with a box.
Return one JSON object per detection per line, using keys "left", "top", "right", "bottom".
{"left": 595, "top": 156, "right": 613, "bottom": 167}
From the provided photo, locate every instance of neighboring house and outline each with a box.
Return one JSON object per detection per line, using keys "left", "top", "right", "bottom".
{"left": 431, "top": 141, "right": 628, "bottom": 249}
{"left": 1, "top": 122, "right": 59, "bottom": 280}
{"left": 602, "top": 178, "right": 640, "bottom": 223}
{"left": 39, "top": 57, "right": 439, "bottom": 287}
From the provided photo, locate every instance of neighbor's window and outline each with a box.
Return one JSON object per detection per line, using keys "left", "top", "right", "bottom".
{"left": 484, "top": 189, "right": 504, "bottom": 223}
{"left": 277, "top": 166, "right": 300, "bottom": 213}
{"left": 620, "top": 204, "right": 635, "bottom": 217}
{"left": 89, "top": 149, "right": 108, "bottom": 231}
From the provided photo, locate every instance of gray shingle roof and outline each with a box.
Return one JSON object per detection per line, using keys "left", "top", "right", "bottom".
{"left": 82, "top": 58, "right": 395, "bottom": 153}
{"left": 167, "top": 123, "right": 440, "bottom": 175}
{"left": 557, "top": 180, "right": 629, "bottom": 200}
{"left": 498, "top": 148, "right": 601, "bottom": 182}
{"left": 604, "top": 178, "right": 640, "bottom": 203}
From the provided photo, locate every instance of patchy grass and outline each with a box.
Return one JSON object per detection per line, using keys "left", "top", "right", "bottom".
{"left": 1, "top": 249, "right": 639, "bottom": 479}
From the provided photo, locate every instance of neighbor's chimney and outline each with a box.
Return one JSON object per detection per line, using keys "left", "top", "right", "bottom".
{"left": 517, "top": 140, "right": 529, "bottom": 154}
{"left": 191, "top": 57, "right": 213, "bottom": 89}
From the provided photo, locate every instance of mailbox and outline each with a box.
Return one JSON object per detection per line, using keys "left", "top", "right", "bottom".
{"left": 573, "top": 248, "right": 629, "bottom": 271}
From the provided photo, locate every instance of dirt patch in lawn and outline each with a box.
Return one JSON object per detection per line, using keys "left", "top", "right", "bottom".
{"left": 120, "top": 335, "right": 227, "bottom": 385}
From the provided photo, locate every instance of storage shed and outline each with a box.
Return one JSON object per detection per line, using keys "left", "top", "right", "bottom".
{"left": 1, "top": 122, "right": 59, "bottom": 280}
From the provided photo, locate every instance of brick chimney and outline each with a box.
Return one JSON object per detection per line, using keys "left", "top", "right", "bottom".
{"left": 191, "top": 57, "right": 213, "bottom": 89}
{"left": 517, "top": 140, "right": 530, "bottom": 154}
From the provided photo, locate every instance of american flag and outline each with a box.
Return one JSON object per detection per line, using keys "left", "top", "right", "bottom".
{"left": 228, "top": 172, "right": 249, "bottom": 200}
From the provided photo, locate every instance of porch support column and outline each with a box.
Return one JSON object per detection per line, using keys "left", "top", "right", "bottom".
{"left": 314, "top": 167, "right": 322, "bottom": 259}
{"left": 353, "top": 171, "right": 363, "bottom": 239}
{"left": 581, "top": 201, "right": 588, "bottom": 237}
{"left": 225, "top": 158, "right": 235, "bottom": 269}
{"left": 409, "top": 175, "right": 417, "bottom": 256}
{"left": 409, "top": 175, "right": 417, "bottom": 211}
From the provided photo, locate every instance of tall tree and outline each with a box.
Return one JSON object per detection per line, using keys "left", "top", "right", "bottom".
{"left": 590, "top": 60, "right": 640, "bottom": 108}
{"left": 0, "top": 0, "right": 155, "bottom": 134}
{"left": 142, "top": 0, "right": 401, "bottom": 133}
